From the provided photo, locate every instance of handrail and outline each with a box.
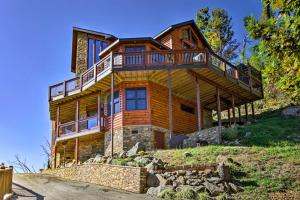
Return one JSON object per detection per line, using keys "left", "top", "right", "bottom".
{"left": 49, "top": 49, "right": 263, "bottom": 101}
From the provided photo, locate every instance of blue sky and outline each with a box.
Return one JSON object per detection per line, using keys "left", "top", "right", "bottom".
{"left": 0, "top": 0, "right": 262, "bottom": 170}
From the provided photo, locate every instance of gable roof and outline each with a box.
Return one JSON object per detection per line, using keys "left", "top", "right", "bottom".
{"left": 154, "top": 20, "right": 212, "bottom": 51}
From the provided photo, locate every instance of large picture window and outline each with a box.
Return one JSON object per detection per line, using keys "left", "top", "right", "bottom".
{"left": 126, "top": 88, "right": 147, "bottom": 110}
{"left": 107, "top": 91, "right": 120, "bottom": 116}
{"left": 88, "top": 38, "right": 109, "bottom": 68}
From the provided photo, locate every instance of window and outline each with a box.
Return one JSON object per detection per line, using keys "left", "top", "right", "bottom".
{"left": 183, "top": 29, "right": 190, "bottom": 40}
{"left": 192, "top": 35, "right": 198, "bottom": 48}
{"left": 87, "top": 38, "right": 109, "bottom": 68}
{"left": 107, "top": 91, "right": 120, "bottom": 116}
{"left": 125, "top": 46, "right": 146, "bottom": 65}
{"left": 181, "top": 104, "right": 195, "bottom": 114}
{"left": 126, "top": 88, "right": 147, "bottom": 110}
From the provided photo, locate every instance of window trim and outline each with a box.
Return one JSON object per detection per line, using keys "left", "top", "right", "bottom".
{"left": 125, "top": 87, "right": 147, "bottom": 111}
{"left": 87, "top": 37, "right": 109, "bottom": 69}
{"left": 107, "top": 91, "right": 120, "bottom": 116}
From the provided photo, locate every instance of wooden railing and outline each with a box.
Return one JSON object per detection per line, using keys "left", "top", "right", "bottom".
{"left": 57, "top": 115, "right": 106, "bottom": 137}
{"left": 49, "top": 49, "right": 262, "bottom": 101}
{"left": 0, "top": 166, "right": 13, "bottom": 200}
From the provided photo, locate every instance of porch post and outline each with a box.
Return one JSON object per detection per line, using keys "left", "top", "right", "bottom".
{"left": 245, "top": 103, "right": 248, "bottom": 121}
{"left": 56, "top": 106, "right": 60, "bottom": 137}
{"left": 196, "top": 78, "right": 202, "bottom": 131}
{"left": 216, "top": 88, "right": 222, "bottom": 127}
{"left": 53, "top": 146, "right": 56, "bottom": 169}
{"left": 238, "top": 106, "right": 241, "bottom": 124}
{"left": 227, "top": 107, "right": 231, "bottom": 127}
{"left": 251, "top": 102, "right": 255, "bottom": 120}
{"left": 110, "top": 72, "right": 114, "bottom": 157}
{"left": 98, "top": 92, "right": 101, "bottom": 130}
{"left": 232, "top": 95, "right": 236, "bottom": 125}
{"left": 168, "top": 69, "right": 173, "bottom": 138}
{"left": 74, "top": 137, "right": 79, "bottom": 164}
{"left": 75, "top": 100, "right": 79, "bottom": 132}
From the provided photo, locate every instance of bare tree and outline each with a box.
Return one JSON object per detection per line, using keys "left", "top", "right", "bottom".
{"left": 41, "top": 137, "right": 51, "bottom": 169}
{"left": 9, "top": 154, "right": 36, "bottom": 173}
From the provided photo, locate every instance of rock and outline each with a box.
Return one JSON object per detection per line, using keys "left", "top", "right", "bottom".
{"left": 176, "top": 170, "right": 186, "bottom": 176}
{"left": 207, "top": 177, "right": 221, "bottom": 183}
{"left": 118, "top": 150, "right": 127, "bottom": 158}
{"left": 217, "top": 163, "right": 231, "bottom": 181}
{"left": 167, "top": 175, "right": 176, "bottom": 182}
{"left": 126, "top": 142, "right": 145, "bottom": 157}
{"left": 203, "top": 181, "right": 224, "bottom": 196}
{"left": 65, "top": 161, "right": 76, "bottom": 167}
{"left": 192, "top": 185, "right": 206, "bottom": 193}
{"left": 175, "top": 185, "right": 194, "bottom": 192}
{"left": 203, "top": 168, "right": 213, "bottom": 176}
{"left": 84, "top": 158, "right": 94, "bottom": 164}
{"left": 228, "top": 182, "right": 243, "bottom": 193}
{"left": 169, "top": 134, "right": 189, "bottom": 148}
{"left": 146, "top": 162, "right": 158, "bottom": 172}
{"left": 94, "top": 154, "right": 103, "bottom": 162}
{"left": 152, "top": 158, "right": 164, "bottom": 166}
{"left": 186, "top": 179, "right": 202, "bottom": 186}
{"left": 156, "top": 174, "right": 171, "bottom": 186}
{"left": 106, "top": 157, "right": 112, "bottom": 164}
{"left": 184, "top": 152, "right": 193, "bottom": 157}
{"left": 281, "top": 106, "right": 300, "bottom": 119}
{"left": 147, "top": 173, "right": 160, "bottom": 187}
{"left": 176, "top": 176, "right": 185, "bottom": 185}
{"left": 186, "top": 170, "right": 196, "bottom": 176}
{"left": 3, "top": 193, "right": 13, "bottom": 200}
{"left": 126, "top": 162, "right": 136, "bottom": 167}
{"left": 147, "top": 186, "right": 173, "bottom": 196}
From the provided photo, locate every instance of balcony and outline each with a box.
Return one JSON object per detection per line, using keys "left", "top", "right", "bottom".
{"left": 49, "top": 49, "right": 263, "bottom": 102}
{"left": 56, "top": 115, "right": 106, "bottom": 142}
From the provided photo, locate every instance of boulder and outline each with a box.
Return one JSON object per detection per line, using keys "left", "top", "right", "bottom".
{"left": 94, "top": 154, "right": 103, "bottom": 162}
{"left": 147, "top": 173, "right": 160, "bottom": 187}
{"left": 134, "top": 156, "right": 151, "bottom": 165}
{"left": 106, "top": 157, "right": 112, "bottom": 164}
{"left": 118, "top": 150, "right": 127, "bottom": 158}
{"left": 156, "top": 174, "right": 171, "bottom": 186}
{"left": 281, "top": 106, "right": 300, "bottom": 119}
{"left": 175, "top": 176, "right": 185, "bottom": 185}
{"left": 228, "top": 182, "right": 243, "bottom": 193}
{"left": 186, "top": 178, "right": 202, "bottom": 186}
{"left": 126, "top": 142, "right": 145, "bottom": 157}
{"left": 203, "top": 181, "right": 224, "bottom": 196}
{"left": 146, "top": 186, "right": 173, "bottom": 196}
{"left": 192, "top": 185, "right": 206, "bottom": 193}
{"left": 217, "top": 163, "right": 231, "bottom": 182}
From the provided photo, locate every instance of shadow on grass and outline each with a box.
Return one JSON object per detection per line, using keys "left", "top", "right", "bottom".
{"left": 12, "top": 182, "right": 45, "bottom": 200}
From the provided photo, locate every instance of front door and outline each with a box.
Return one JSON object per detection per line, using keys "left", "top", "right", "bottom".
{"left": 154, "top": 131, "right": 165, "bottom": 149}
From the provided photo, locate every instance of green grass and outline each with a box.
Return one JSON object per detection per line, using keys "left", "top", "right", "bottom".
{"left": 154, "top": 109, "right": 300, "bottom": 199}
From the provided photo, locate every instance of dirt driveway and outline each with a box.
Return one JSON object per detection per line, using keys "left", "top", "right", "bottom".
{"left": 12, "top": 173, "right": 159, "bottom": 200}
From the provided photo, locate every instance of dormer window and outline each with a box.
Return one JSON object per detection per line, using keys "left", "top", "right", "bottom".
{"left": 183, "top": 29, "right": 198, "bottom": 49}
{"left": 88, "top": 38, "right": 108, "bottom": 68}
{"left": 183, "top": 29, "right": 190, "bottom": 40}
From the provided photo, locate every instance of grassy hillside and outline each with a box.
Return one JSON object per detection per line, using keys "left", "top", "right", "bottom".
{"left": 154, "top": 109, "right": 300, "bottom": 199}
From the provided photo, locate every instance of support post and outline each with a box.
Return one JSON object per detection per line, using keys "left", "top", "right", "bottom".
{"left": 75, "top": 137, "right": 79, "bottom": 164}
{"left": 245, "top": 103, "right": 248, "bottom": 121}
{"left": 63, "top": 144, "right": 66, "bottom": 167}
{"left": 75, "top": 100, "right": 79, "bottom": 132}
{"left": 227, "top": 107, "right": 231, "bottom": 127}
{"left": 251, "top": 102, "right": 255, "bottom": 120}
{"left": 216, "top": 88, "right": 222, "bottom": 127}
{"left": 53, "top": 146, "right": 56, "bottom": 169}
{"left": 238, "top": 106, "right": 241, "bottom": 124}
{"left": 168, "top": 69, "right": 173, "bottom": 138}
{"left": 98, "top": 92, "right": 101, "bottom": 130}
{"left": 110, "top": 72, "right": 114, "bottom": 157}
{"left": 56, "top": 106, "right": 60, "bottom": 137}
{"left": 232, "top": 95, "right": 236, "bottom": 125}
{"left": 196, "top": 78, "right": 202, "bottom": 131}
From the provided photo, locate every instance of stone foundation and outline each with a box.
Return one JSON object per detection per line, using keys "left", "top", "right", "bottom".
{"left": 44, "top": 164, "right": 147, "bottom": 193}
{"left": 104, "top": 125, "right": 170, "bottom": 156}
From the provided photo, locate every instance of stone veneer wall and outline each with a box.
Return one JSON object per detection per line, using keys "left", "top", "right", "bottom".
{"left": 78, "top": 137, "right": 104, "bottom": 162}
{"left": 76, "top": 32, "right": 88, "bottom": 75}
{"left": 104, "top": 125, "right": 170, "bottom": 156}
{"left": 44, "top": 164, "right": 147, "bottom": 193}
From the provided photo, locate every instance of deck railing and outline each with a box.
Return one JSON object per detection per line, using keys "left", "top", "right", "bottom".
{"left": 49, "top": 49, "right": 262, "bottom": 101}
{"left": 58, "top": 115, "right": 106, "bottom": 137}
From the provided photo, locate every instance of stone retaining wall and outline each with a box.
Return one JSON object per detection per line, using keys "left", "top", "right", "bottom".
{"left": 43, "top": 164, "right": 147, "bottom": 193}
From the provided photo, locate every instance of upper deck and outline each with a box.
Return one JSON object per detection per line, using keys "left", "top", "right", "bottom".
{"left": 49, "top": 49, "right": 263, "bottom": 103}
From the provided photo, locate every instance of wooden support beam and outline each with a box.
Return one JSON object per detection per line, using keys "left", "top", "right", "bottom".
{"left": 196, "top": 78, "right": 202, "bottom": 131}
{"left": 187, "top": 69, "right": 249, "bottom": 103}
{"left": 245, "top": 103, "right": 248, "bottom": 121}
{"left": 110, "top": 73, "right": 114, "bottom": 157}
{"left": 98, "top": 92, "right": 101, "bottom": 130}
{"left": 227, "top": 107, "right": 231, "bottom": 127}
{"left": 53, "top": 146, "right": 56, "bottom": 169}
{"left": 56, "top": 106, "right": 60, "bottom": 137}
{"left": 238, "top": 106, "right": 241, "bottom": 123}
{"left": 74, "top": 137, "right": 79, "bottom": 164}
{"left": 232, "top": 95, "right": 236, "bottom": 125}
{"left": 168, "top": 69, "right": 173, "bottom": 138}
{"left": 217, "top": 88, "right": 222, "bottom": 127}
{"left": 75, "top": 100, "right": 79, "bottom": 132}
{"left": 251, "top": 102, "right": 255, "bottom": 120}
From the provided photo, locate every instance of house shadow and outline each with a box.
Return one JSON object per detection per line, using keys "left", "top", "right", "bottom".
{"left": 12, "top": 182, "right": 45, "bottom": 200}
